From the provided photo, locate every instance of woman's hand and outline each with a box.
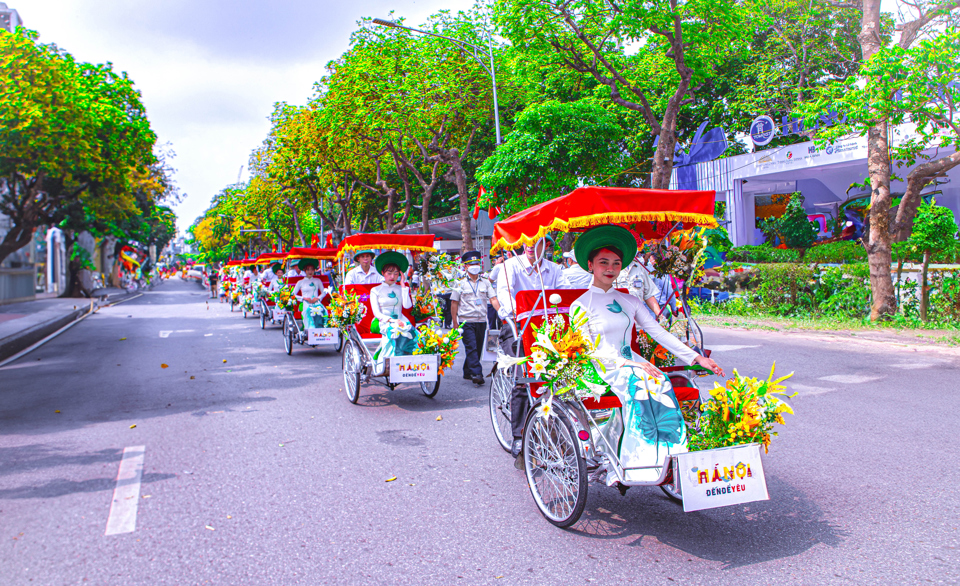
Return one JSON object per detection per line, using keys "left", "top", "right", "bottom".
{"left": 693, "top": 355, "right": 724, "bottom": 377}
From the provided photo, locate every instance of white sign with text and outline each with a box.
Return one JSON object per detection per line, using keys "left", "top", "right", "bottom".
{"left": 389, "top": 354, "right": 438, "bottom": 384}
{"left": 677, "top": 443, "right": 769, "bottom": 512}
{"left": 306, "top": 328, "right": 339, "bottom": 346}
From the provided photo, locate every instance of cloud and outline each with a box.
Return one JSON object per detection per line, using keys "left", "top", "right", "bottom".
{"left": 15, "top": 0, "right": 477, "bottom": 231}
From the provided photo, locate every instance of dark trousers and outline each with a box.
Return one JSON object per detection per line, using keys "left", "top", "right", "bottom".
{"left": 460, "top": 321, "right": 486, "bottom": 379}
{"left": 498, "top": 324, "right": 527, "bottom": 440}
{"left": 438, "top": 293, "right": 452, "bottom": 328}
{"left": 487, "top": 304, "right": 501, "bottom": 330}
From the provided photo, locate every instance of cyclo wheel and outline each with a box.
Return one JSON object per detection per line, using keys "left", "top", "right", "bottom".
{"left": 489, "top": 366, "right": 514, "bottom": 453}
{"left": 523, "top": 400, "right": 588, "bottom": 528}
{"left": 260, "top": 310, "right": 266, "bottom": 329}
{"left": 342, "top": 339, "right": 362, "bottom": 404}
{"left": 283, "top": 315, "right": 293, "bottom": 355}
{"left": 420, "top": 378, "right": 440, "bottom": 398}
{"left": 335, "top": 332, "right": 345, "bottom": 353}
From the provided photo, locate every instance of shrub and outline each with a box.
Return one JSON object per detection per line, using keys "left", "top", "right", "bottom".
{"left": 806, "top": 241, "right": 867, "bottom": 264}
{"left": 747, "top": 263, "right": 815, "bottom": 314}
{"left": 727, "top": 244, "right": 801, "bottom": 263}
{"left": 818, "top": 263, "right": 871, "bottom": 318}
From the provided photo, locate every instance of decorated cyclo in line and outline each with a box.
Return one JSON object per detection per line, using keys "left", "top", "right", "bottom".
{"left": 333, "top": 233, "right": 454, "bottom": 404}
{"left": 255, "top": 251, "right": 288, "bottom": 330}
{"left": 489, "top": 186, "right": 795, "bottom": 527}
{"left": 276, "top": 247, "right": 343, "bottom": 355}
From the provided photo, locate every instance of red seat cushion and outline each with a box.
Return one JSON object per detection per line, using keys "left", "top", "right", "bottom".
{"left": 672, "top": 385, "right": 700, "bottom": 402}
{"left": 581, "top": 395, "right": 623, "bottom": 410}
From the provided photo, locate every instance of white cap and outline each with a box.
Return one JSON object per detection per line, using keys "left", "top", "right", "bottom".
{"left": 562, "top": 251, "right": 576, "bottom": 259}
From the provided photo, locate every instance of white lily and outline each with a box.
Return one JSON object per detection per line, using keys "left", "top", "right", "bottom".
{"left": 534, "top": 332, "right": 559, "bottom": 355}
{"left": 497, "top": 354, "right": 528, "bottom": 370}
{"left": 535, "top": 394, "right": 554, "bottom": 419}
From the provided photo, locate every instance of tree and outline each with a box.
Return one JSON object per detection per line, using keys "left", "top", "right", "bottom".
{"left": 0, "top": 29, "right": 158, "bottom": 266}
{"left": 476, "top": 99, "right": 627, "bottom": 213}
{"left": 798, "top": 1, "right": 960, "bottom": 320}
{"left": 759, "top": 193, "right": 819, "bottom": 257}
{"left": 904, "top": 200, "right": 957, "bottom": 321}
{"left": 494, "top": 0, "right": 750, "bottom": 189}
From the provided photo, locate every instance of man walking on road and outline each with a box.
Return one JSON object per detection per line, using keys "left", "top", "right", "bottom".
{"left": 451, "top": 251, "right": 499, "bottom": 386}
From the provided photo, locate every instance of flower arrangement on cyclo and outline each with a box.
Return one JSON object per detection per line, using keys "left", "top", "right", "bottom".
{"left": 688, "top": 365, "right": 795, "bottom": 453}
{"left": 414, "top": 253, "right": 459, "bottom": 289}
{"left": 499, "top": 295, "right": 611, "bottom": 418}
{"left": 269, "top": 286, "right": 297, "bottom": 311}
{"left": 326, "top": 290, "right": 366, "bottom": 332}
{"left": 241, "top": 293, "right": 255, "bottom": 313}
{"left": 411, "top": 287, "right": 438, "bottom": 322}
{"left": 413, "top": 326, "right": 462, "bottom": 374}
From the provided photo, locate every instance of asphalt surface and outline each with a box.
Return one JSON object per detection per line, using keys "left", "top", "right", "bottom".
{"left": 1, "top": 279, "right": 958, "bottom": 585}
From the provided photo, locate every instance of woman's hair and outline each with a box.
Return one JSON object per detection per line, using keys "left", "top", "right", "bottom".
{"left": 588, "top": 246, "right": 623, "bottom": 264}
{"left": 382, "top": 263, "right": 400, "bottom": 274}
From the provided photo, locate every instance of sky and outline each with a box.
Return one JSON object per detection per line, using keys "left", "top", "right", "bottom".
{"left": 16, "top": 0, "right": 475, "bottom": 233}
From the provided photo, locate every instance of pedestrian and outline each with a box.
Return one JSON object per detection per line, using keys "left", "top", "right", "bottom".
{"left": 560, "top": 250, "right": 593, "bottom": 287}
{"left": 451, "top": 251, "right": 500, "bottom": 386}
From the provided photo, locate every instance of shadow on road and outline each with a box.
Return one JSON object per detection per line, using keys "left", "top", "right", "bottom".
{"left": 0, "top": 472, "right": 175, "bottom": 499}
{"left": 569, "top": 474, "right": 844, "bottom": 569}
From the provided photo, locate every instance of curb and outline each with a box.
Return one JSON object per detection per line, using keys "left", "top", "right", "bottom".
{"left": 0, "top": 306, "right": 87, "bottom": 362}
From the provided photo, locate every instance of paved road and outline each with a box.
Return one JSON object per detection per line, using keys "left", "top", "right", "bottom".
{"left": 1, "top": 279, "right": 957, "bottom": 585}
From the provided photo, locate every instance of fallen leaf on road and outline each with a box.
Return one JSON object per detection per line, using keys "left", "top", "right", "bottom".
{"left": 436, "top": 415, "right": 442, "bottom": 421}
{"left": 119, "top": 337, "right": 127, "bottom": 341}
{"left": 222, "top": 359, "right": 227, "bottom": 363}
{"left": 205, "top": 525, "right": 215, "bottom": 531}
{"left": 161, "top": 363, "right": 169, "bottom": 369}
{"left": 142, "top": 495, "right": 151, "bottom": 499}
{"left": 190, "top": 376, "right": 195, "bottom": 380}
{"left": 279, "top": 444, "right": 284, "bottom": 447}
{"left": 385, "top": 476, "right": 397, "bottom": 482}
{"left": 55, "top": 410, "right": 60, "bottom": 414}
{"left": 129, "top": 424, "right": 137, "bottom": 429}
{"left": 226, "top": 515, "right": 232, "bottom": 519}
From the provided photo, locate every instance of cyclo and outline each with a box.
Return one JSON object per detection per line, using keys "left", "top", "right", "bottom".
{"left": 280, "top": 247, "right": 344, "bottom": 355}
{"left": 256, "top": 251, "right": 288, "bottom": 329}
{"left": 240, "top": 257, "right": 262, "bottom": 319}
{"left": 335, "top": 233, "right": 444, "bottom": 404}
{"left": 224, "top": 259, "right": 242, "bottom": 311}
{"left": 490, "top": 186, "right": 744, "bottom": 527}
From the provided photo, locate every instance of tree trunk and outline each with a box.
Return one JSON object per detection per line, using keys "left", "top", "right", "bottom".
{"left": 859, "top": 0, "right": 898, "bottom": 321}
{"left": 894, "top": 150, "right": 960, "bottom": 241}
{"left": 445, "top": 156, "right": 474, "bottom": 253}
{"left": 421, "top": 187, "right": 435, "bottom": 235}
{"left": 0, "top": 225, "right": 35, "bottom": 267}
{"left": 920, "top": 249, "right": 930, "bottom": 322}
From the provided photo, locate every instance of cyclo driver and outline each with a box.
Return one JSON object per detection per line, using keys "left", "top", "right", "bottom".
{"left": 496, "top": 237, "right": 571, "bottom": 457}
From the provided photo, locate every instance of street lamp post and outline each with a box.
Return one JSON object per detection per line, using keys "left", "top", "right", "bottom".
{"left": 372, "top": 18, "right": 502, "bottom": 145}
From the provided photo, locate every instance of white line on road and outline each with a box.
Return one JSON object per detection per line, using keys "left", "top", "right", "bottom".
{"left": 105, "top": 446, "right": 145, "bottom": 536}
{"left": 708, "top": 345, "right": 760, "bottom": 352}
{"left": 159, "top": 331, "right": 172, "bottom": 338}
{"left": 818, "top": 374, "right": 883, "bottom": 384}
{"left": 791, "top": 383, "right": 838, "bottom": 396}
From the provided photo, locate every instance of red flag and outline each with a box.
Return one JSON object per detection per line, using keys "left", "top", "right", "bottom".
{"left": 325, "top": 233, "right": 333, "bottom": 247}
{"left": 489, "top": 204, "right": 501, "bottom": 219}
{"left": 311, "top": 234, "right": 319, "bottom": 247}
{"left": 473, "top": 186, "right": 485, "bottom": 220}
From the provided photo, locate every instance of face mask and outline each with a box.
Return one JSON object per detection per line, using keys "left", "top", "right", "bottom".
{"left": 467, "top": 265, "right": 482, "bottom": 275}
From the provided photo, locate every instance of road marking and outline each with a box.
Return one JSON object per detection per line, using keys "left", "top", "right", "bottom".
{"left": 707, "top": 345, "right": 760, "bottom": 352}
{"left": 175, "top": 329, "right": 195, "bottom": 333}
{"left": 818, "top": 374, "right": 882, "bottom": 384}
{"left": 159, "top": 331, "right": 172, "bottom": 338}
{"left": 889, "top": 360, "right": 946, "bottom": 370}
{"left": 105, "top": 446, "right": 145, "bottom": 536}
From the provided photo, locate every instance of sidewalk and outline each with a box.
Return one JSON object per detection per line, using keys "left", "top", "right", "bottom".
{"left": 0, "top": 288, "right": 140, "bottom": 362}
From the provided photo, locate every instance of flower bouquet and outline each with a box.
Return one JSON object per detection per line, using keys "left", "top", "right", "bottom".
{"left": 500, "top": 296, "right": 611, "bottom": 413}
{"left": 411, "top": 287, "right": 438, "bottom": 322}
{"left": 687, "top": 364, "right": 795, "bottom": 454}
{"left": 415, "top": 253, "right": 460, "bottom": 289}
{"left": 230, "top": 288, "right": 241, "bottom": 303}
{"left": 413, "top": 325, "right": 462, "bottom": 374}
{"left": 269, "top": 286, "right": 297, "bottom": 311}
{"left": 327, "top": 290, "right": 366, "bottom": 332}
{"left": 241, "top": 293, "right": 255, "bottom": 313}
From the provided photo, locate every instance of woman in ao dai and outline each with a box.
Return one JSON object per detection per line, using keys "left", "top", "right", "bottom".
{"left": 291, "top": 259, "right": 329, "bottom": 329}
{"left": 369, "top": 251, "right": 417, "bottom": 361}
{"left": 570, "top": 226, "right": 723, "bottom": 483}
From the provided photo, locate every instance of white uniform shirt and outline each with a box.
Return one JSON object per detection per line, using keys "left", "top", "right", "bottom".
{"left": 562, "top": 264, "right": 594, "bottom": 288}
{"left": 450, "top": 276, "right": 496, "bottom": 323}
{"left": 615, "top": 261, "right": 660, "bottom": 300}
{"left": 285, "top": 268, "right": 304, "bottom": 278}
{"left": 495, "top": 255, "right": 570, "bottom": 319}
{"left": 344, "top": 265, "right": 383, "bottom": 286}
